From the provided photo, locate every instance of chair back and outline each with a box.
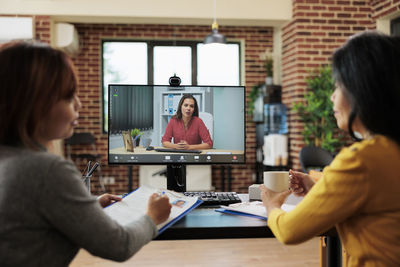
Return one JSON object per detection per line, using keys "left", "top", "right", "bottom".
{"left": 65, "top": 132, "right": 98, "bottom": 160}
{"left": 65, "top": 133, "right": 96, "bottom": 145}
{"left": 199, "top": 112, "right": 214, "bottom": 140}
{"left": 299, "top": 146, "right": 334, "bottom": 173}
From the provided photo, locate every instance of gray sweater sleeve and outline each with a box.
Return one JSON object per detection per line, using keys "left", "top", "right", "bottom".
{"left": 38, "top": 156, "right": 158, "bottom": 261}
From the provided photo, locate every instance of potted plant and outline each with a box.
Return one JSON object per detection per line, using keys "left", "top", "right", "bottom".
{"left": 248, "top": 84, "right": 264, "bottom": 121}
{"left": 261, "top": 49, "right": 273, "bottom": 85}
{"left": 130, "top": 128, "right": 143, "bottom": 147}
{"left": 265, "top": 58, "right": 273, "bottom": 85}
{"left": 292, "top": 65, "right": 345, "bottom": 153}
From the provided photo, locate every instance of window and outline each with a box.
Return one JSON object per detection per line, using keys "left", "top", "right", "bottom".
{"left": 102, "top": 40, "right": 240, "bottom": 132}
{"left": 391, "top": 16, "right": 400, "bottom": 36}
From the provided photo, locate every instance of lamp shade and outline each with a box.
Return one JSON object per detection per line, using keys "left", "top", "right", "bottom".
{"left": 204, "top": 28, "right": 226, "bottom": 44}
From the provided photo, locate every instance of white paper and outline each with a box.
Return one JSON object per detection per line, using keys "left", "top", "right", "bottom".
{"left": 220, "top": 201, "right": 296, "bottom": 219}
{"left": 103, "top": 185, "right": 199, "bottom": 230}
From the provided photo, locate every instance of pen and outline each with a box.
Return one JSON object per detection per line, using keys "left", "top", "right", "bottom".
{"left": 86, "top": 161, "right": 92, "bottom": 176}
{"left": 87, "top": 162, "right": 99, "bottom": 177}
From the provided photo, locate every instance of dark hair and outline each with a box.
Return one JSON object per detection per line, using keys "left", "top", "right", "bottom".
{"left": 174, "top": 94, "right": 199, "bottom": 119}
{"left": 332, "top": 31, "right": 400, "bottom": 144}
{"left": 0, "top": 41, "right": 78, "bottom": 149}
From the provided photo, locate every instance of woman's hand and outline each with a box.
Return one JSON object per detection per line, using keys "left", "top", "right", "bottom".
{"left": 146, "top": 193, "right": 172, "bottom": 225}
{"left": 97, "top": 193, "right": 123, "bottom": 208}
{"left": 176, "top": 140, "right": 189, "bottom": 150}
{"left": 260, "top": 184, "right": 291, "bottom": 215}
{"left": 289, "top": 169, "right": 315, "bottom": 197}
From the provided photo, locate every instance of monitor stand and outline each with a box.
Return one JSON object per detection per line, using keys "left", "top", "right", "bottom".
{"left": 165, "top": 75, "right": 186, "bottom": 192}
{"left": 166, "top": 164, "right": 186, "bottom": 192}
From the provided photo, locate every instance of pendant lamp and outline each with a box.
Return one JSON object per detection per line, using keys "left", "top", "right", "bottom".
{"left": 204, "top": 0, "right": 226, "bottom": 44}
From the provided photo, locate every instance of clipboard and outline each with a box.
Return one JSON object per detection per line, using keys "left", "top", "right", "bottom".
{"left": 103, "top": 185, "right": 203, "bottom": 235}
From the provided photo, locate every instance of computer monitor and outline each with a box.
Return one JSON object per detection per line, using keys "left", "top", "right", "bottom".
{"left": 108, "top": 84, "right": 245, "bottom": 192}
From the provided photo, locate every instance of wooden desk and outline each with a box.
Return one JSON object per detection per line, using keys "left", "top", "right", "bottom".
{"left": 157, "top": 194, "right": 301, "bottom": 240}
{"left": 70, "top": 195, "right": 337, "bottom": 267}
{"left": 157, "top": 194, "right": 340, "bottom": 267}
{"left": 70, "top": 195, "right": 320, "bottom": 267}
{"left": 70, "top": 238, "right": 320, "bottom": 267}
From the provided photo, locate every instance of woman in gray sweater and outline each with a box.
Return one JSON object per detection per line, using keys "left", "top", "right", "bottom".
{"left": 0, "top": 41, "right": 172, "bottom": 266}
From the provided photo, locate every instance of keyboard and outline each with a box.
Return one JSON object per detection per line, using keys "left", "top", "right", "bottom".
{"left": 155, "top": 148, "right": 202, "bottom": 154}
{"left": 184, "top": 191, "right": 242, "bottom": 206}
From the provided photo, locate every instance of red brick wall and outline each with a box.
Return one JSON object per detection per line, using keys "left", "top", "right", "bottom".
{"left": 34, "top": 15, "right": 51, "bottom": 43}
{"left": 70, "top": 24, "right": 273, "bottom": 194}
{"left": 282, "top": 0, "right": 374, "bottom": 171}
{"left": 371, "top": 0, "right": 400, "bottom": 21}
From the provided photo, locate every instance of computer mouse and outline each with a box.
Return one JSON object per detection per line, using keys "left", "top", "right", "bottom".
{"left": 146, "top": 146, "right": 154, "bottom": 151}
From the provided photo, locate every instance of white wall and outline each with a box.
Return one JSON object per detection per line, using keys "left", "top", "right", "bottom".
{"left": 0, "top": 0, "right": 291, "bottom": 27}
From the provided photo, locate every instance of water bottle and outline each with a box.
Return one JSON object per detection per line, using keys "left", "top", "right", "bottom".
{"left": 253, "top": 90, "right": 264, "bottom": 122}
{"left": 264, "top": 103, "right": 288, "bottom": 134}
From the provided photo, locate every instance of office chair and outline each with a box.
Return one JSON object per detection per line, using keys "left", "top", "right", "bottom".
{"left": 299, "top": 146, "right": 334, "bottom": 173}
{"left": 65, "top": 132, "right": 105, "bottom": 192}
{"left": 199, "top": 112, "right": 214, "bottom": 140}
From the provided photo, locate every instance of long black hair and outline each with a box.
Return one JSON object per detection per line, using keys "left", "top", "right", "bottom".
{"left": 174, "top": 94, "right": 199, "bottom": 119}
{"left": 332, "top": 31, "right": 400, "bottom": 145}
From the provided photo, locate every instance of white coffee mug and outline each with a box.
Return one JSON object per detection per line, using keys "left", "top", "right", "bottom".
{"left": 263, "top": 171, "right": 290, "bottom": 192}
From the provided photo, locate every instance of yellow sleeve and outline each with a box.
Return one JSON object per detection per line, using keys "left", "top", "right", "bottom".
{"left": 268, "top": 146, "right": 370, "bottom": 244}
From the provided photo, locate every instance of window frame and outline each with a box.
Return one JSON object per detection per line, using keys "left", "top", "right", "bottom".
{"left": 101, "top": 39, "right": 241, "bottom": 133}
{"left": 390, "top": 16, "right": 400, "bottom": 36}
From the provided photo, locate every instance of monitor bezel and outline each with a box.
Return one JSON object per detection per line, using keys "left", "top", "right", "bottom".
{"left": 107, "top": 84, "right": 246, "bottom": 166}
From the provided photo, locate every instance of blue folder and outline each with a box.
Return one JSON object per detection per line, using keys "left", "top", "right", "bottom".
{"left": 158, "top": 199, "right": 203, "bottom": 234}
{"left": 215, "top": 208, "right": 267, "bottom": 221}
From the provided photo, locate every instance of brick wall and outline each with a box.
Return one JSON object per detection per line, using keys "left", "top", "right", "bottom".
{"left": 70, "top": 24, "right": 273, "bottom": 194}
{"left": 34, "top": 15, "right": 51, "bottom": 43}
{"left": 371, "top": 0, "right": 400, "bottom": 21}
{"left": 281, "top": 0, "right": 374, "bottom": 171}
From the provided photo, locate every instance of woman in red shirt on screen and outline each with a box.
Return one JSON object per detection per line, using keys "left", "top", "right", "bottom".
{"left": 162, "top": 94, "right": 213, "bottom": 150}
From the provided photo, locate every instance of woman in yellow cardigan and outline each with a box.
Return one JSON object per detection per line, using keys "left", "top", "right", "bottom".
{"left": 261, "top": 31, "right": 400, "bottom": 266}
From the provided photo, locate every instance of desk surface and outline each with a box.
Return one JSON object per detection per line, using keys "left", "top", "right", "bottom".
{"left": 110, "top": 146, "right": 244, "bottom": 155}
{"left": 157, "top": 194, "right": 302, "bottom": 240}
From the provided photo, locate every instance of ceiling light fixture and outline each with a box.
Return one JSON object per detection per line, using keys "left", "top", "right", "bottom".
{"left": 204, "top": 0, "right": 226, "bottom": 45}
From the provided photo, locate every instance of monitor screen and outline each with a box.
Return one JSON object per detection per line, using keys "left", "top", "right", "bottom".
{"left": 108, "top": 84, "right": 245, "bottom": 165}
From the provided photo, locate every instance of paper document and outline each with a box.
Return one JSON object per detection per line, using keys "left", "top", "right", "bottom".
{"left": 217, "top": 201, "right": 296, "bottom": 220}
{"left": 104, "top": 185, "right": 202, "bottom": 234}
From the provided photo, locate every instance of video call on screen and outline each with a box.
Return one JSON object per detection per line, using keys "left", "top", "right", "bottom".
{"left": 108, "top": 84, "right": 245, "bottom": 164}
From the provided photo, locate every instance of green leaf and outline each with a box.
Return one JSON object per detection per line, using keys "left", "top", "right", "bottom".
{"left": 292, "top": 65, "right": 345, "bottom": 152}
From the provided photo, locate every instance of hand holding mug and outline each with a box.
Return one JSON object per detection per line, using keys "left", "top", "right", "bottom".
{"left": 289, "top": 169, "right": 315, "bottom": 197}
{"left": 260, "top": 184, "right": 291, "bottom": 215}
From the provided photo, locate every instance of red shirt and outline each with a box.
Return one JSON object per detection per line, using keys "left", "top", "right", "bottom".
{"left": 162, "top": 116, "right": 213, "bottom": 147}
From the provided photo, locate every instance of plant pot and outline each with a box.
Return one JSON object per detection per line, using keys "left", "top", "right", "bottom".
{"left": 134, "top": 136, "right": 140, "bottom": 147}
{"left": 265, "top": 76, "right": 273, "bottom": 85}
